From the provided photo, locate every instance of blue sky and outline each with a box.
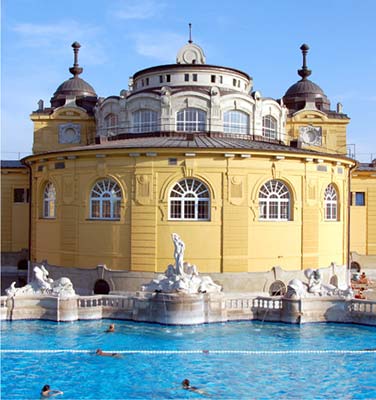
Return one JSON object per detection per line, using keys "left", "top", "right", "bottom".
{"left": 1, "top": 0, "right": 375, "bottom": 161}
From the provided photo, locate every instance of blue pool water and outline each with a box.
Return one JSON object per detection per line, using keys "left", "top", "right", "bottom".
{"left": 1, "top": 320, "right": 376, "bottom": 399}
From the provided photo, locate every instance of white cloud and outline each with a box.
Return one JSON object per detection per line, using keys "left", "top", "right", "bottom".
{"left": 12, "top": 20, "right": 105, "bottom": 65}
{"left": 110, "top": 0, "right": 165, "bottom": 20}
{"left": 133, "top": 32, "right": 186, "bottom": 62}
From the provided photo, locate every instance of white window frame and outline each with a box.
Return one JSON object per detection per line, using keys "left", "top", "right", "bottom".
{"left": 132, "top": 110, "right": 159, "bottom": 133}
{"left": 262, "top": 115, "right": 277, "bottom": 139}
{"left": 259, "top": 180, "right": 290, "bottom": 221}
{"left": 324, "top": 184, "right": 338, "bottom": 221}
{"left": 43, "top": 182, "right": 56, "bottom": 219}
{"left": 176, "top": 108, "right": 206, "bottom": 132}
{"left": 90, "top": 179, "right": 122, "bottom": 220}
{"left": 169, "top": 178, "right": 210, "bottom": 220}
{"left": 223, "top": 110, "right": 250, "bottom": 134}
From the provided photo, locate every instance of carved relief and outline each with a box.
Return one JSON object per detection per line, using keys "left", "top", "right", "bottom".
{"left": 182, "top": 159, "right": 195, "bottom": 177}
{"left": 229, "top": 176, "right": 244, "bottom": 205}
{"left": 58, "top": 123, "right": 81, "bottom": 144}
{"left": 135, "top": 175, "right": 152, "bottom": 205}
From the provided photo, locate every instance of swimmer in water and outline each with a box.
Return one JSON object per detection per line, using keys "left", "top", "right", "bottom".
{"left": 182, "top": 379, "right": 206, "bottom": 394}
{"left": 40, "top": 385, "right": 63, "bottom": 398}
{"left": 95, "top": 348, "right": 121, "bottom": 358}
{"left": 105, "top": 324, "right": 115, "bottom": 333}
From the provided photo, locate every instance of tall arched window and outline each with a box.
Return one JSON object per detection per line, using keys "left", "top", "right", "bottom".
{"left": 169, "top": 178, "right": 210, "bottom": 220}
{"left": 132, "top": 110, "right": 159, "bottom": 133}
{"left": 224, "top": 110, "right": 249, "bottom": 134}
{"left": 262, "top": 115, "right": 277, "bottom": 139}
{"left": 324, "top": 184, "right": 338, "bottom": 221}
{"left": 259, "top": 180, "right": 291, "bottom": 221}
{"left": 176, "top": 108, "right": 206, "bottom": 132}
{"left": 104, "top": 113, "right": 118, "bottom": 135}
{"left": 43, "top": 182, "right": 56, "bottom": 218}
{"left": 90, "top": 179, "right": 122, "bottom": 220}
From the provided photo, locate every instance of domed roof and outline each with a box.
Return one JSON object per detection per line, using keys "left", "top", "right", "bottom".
{"left": 50, "top": 42, "right": 97, "bottom": 110}
{"left": 284, "top": 79, "right": 325, "bottom": 98}
{"left": 53, "top": 76, "right": 96, "bottom": 98}
{"left": 283, "top": 44, "right": 330, "bottom": 113}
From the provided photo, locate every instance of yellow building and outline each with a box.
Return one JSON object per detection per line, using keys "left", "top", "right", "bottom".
{"left": 4, "top": 40, "right": 375, "bottom": 293}
{"left": 350, "top": 160, "right": 376, "bottom": 269}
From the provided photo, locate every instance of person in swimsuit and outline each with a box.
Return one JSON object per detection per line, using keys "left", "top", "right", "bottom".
{"left": 105, "top": 324, "right": 115, "bottom": 333}
{"left": 40, "top": 384, "right": 63, "bottom": 398}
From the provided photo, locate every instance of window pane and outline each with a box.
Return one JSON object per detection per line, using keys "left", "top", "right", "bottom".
{"left": 90, "top": 179, "right": 122, "bottom": 220}
{"left": 184, "top": 200, "right": 195, "bottom": 219}
{"left": 355, "top": 192, "right": 365, "bottom": 206}
{"left": 169, "top": 178, "right": 210, "bottom": 220}
{"left": 259, "top": 180, "right": 290, "bottom": 221}
{"left": 91, "top": 200, "right": 100, "bottom": 218}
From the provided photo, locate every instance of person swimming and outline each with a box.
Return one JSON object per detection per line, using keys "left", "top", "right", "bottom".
{"left": 40, "top": 384, "right": 63, "bottom": 398}
{"left": 182, "top": 379, "right": 205, "bottom": 394}
{"left": 105, "top": 324, "right": 115, "bottom": 333}
{"left": 95, "top": 348, "right": 121, "bottom": 358}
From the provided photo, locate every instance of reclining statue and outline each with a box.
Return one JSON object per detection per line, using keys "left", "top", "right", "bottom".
{"left": 5, "top": 265, "right": 76, "bottom": 299}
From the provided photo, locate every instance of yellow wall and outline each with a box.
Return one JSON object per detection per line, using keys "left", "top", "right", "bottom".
{"left": 287, "top": 110, "right": 349, "bottom": 155}
{"left": 1, "top": 167, "right": 29, "bottom": 252}
{"left": 350, "top": 171, "right": 376, "bottom": 255}
{"left": 31, "top": 107, "right": 96, "bottom": 154}
{"left": 26, "top": 150, "right": 352, "bottom": 273}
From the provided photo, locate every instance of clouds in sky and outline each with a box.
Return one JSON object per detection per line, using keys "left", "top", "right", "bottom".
{"left": 132, "top": 32, "right": 186, "bottom": 62}
{"left": 109, "top": 0, "right": 166, "bottom": 20}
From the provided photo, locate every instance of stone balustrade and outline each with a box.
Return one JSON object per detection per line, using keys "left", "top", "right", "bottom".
{"left": 1, "top": 294, "right": 375, "bottom": 325}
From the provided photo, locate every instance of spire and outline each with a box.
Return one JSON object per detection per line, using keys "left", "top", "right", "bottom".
{"left": 297, "top": 43, "right": 311, "bottom": 80}
{"left": 69, "top": 41, "right": 83, "bottom": 78}
{"left": 188, "top": 23, "right": 192, "bottom": 43}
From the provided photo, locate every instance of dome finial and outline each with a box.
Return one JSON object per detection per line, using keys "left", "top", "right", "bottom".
{"left": 298, "top": 43, "right": 311, "bottom": 80}
{"left": 69, "top": 41, "right": 83, "bottom": 78}
{"left": 188, "top": 23, "right": 192, "bottom": 43}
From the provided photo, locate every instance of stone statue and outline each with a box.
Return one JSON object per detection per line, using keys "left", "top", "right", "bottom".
{"left": 141, "top": 234, "right": 222, "bottom": 294}
{"left": 172, "top": 233, "right": 185, "bottom": 276}
{"left": 285, "top": 268, "right": 352, "bottom": 299}
{"left": 5, "top": 265, "right": 76, "bottom": 299}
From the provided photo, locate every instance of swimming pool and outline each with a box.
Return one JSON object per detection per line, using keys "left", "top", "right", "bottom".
{"left": 1, "top": 320, "right": 376, "bottom": 399}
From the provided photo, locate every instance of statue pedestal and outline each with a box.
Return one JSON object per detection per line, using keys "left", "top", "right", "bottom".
{"left": 132, "top": 292, "right": 226, "bottom": 325}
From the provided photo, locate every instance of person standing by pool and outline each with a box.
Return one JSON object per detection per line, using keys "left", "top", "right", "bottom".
{"left": 40, "top": 384, "right": 63, "bottom": 398}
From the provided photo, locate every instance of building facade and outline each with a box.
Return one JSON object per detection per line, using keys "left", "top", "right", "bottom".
{"left": 3, "top": 38, "right": 374, "bottom": 289}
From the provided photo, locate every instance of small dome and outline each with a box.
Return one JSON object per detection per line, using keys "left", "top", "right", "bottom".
{"left": 50, "top": 42, "right": 97, "bottom": 112}
{"left": 284, "top": 79, "right": 324, "bottom": 98}
{"left": 52, "top": 77, "right": 97, "bottom": 99}
{"left": 283, "top": 44, "right": 330, "bottom": 113}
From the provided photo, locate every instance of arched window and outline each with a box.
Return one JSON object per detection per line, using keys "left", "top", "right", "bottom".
{"left": 259, "top": 180, "right": 291, "bottom": 221}
{"left": 169, "top": 178, "right": 210, "bottom": 220}
{"left": 43, "top": 182, "right": 56, "bottom": 218}
{"left": 90, "top": 179, "right": 122, "bottom": 220}
{"left": 324, "top": 184, "right": 338, "bottom": 221}
{"left": 104, "top": 113, "right": 118, "bottom": 135}
{"left": 132, "top": 110, "right": 159, "bottom": 133}
{"left": 176, "top": 108, "right": 206, "bottom": 132}
{"left": 262, "top": 115, "right": 277, "bottom": 139}
{"left": 224, "top": 110, "right": 249, "bottom": 134}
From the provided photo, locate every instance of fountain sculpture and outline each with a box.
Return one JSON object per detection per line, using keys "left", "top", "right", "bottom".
{"left": 141, "top": 233, "right": 222, "bottom": 294}
{"left": 5, "top": 265, "right": 76, "bottom": 299}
